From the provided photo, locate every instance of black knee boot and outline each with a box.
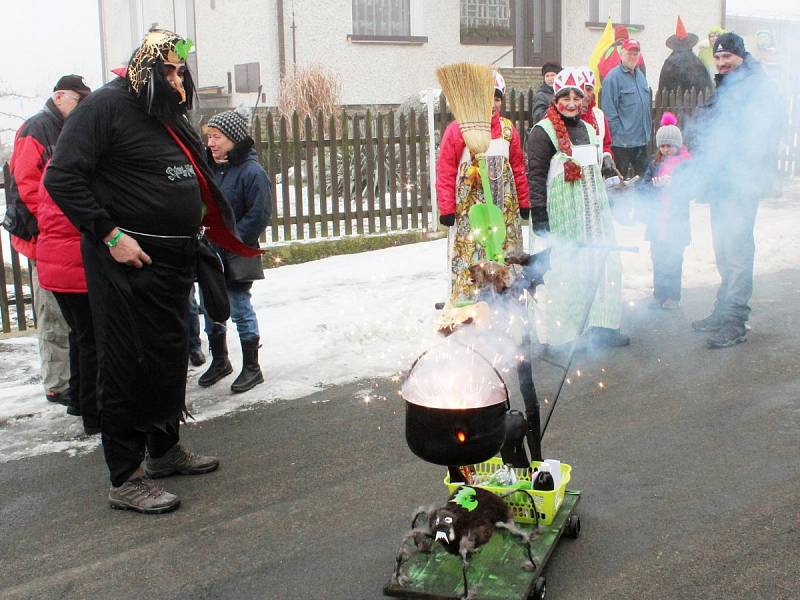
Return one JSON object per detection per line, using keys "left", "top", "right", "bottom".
{"left": 198, "top": 331, "right": 233, "bottom": 387}
{"left": 230, "top": 337, "right": 264, "bottom": 393}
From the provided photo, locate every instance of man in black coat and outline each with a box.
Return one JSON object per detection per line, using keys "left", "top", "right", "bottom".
{"left": 689, "top": 33, "right": 778, "bottom": 348}
{"left": 44, "top": 29, "right": 259, "bottom": 513}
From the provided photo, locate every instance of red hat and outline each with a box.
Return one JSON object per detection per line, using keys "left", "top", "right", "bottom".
{"left": 622, "top": 39, "right": 641, "bottom": 51}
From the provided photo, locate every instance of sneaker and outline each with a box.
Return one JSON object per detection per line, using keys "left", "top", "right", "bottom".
{"left": 661, "top": 299, "right": 680, "bottom": 310}
{"left": 707, "top": 320, "right": 747, "bottom": 348}
{"left": 189, "top": 349, "right": 206, "bottom": 367}
{"left": 144, "top": 444, "right": 220, "bottom": 479}
{"left": 590, "top": 327, "right": 631, "bottom": 348}
{"left": 108, "top": 477, "right": 180, "bottom": 514}
{"left": 692, "top": 313, "right": 724, "bottom": 332}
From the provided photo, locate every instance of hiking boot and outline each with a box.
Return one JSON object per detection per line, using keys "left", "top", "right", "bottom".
{"left": 189, "top": 349, "right": 207, "bottom": 367}
{"left": 231, "top": 337, "right": 264, "bottom": 394}
{"left": 692, "top": 313, "right": 724, "bottom": 332}
{"left": 144, "top": 444, "right": 220, "bottom": 479}
{"left": 589, "top": 327, "right": 631, "bottom": 348}
{"left": 707, "top": 320, "right": 747, "bottom": 349}
{"left": 198, "top": 331, "right": 233, "bottom": 387}
{"left": 661, "top": 299, "right": 680, "bottom": 310}
{"left": 108, "top": 477, "right": 180, "bottom": 514}
{"left": 46, "top": 390, "right": 70, "bottom": 406}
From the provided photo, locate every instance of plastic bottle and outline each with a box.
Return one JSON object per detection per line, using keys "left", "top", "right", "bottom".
{"left": 532, "top": 462, "right": 555, "bottom": 491}
{"left": 543, "top": 459, "right": 561, "bottom": 489}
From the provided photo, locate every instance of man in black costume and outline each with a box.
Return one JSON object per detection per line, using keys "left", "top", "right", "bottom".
{"left": 45, "top": 29, "right": 260, "bottom": 513}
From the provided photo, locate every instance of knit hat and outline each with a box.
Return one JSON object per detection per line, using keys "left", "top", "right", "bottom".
{"left": 541, "top": 61, "right": 562, "bottom": 77}
{"left": 207, "top": 108, "right": 250, "bottom": 144}
{"left": 54, "top": 74, "right": 91, "bottom": 97}
{"left": 655, "top": 112, "right": 682, "bottom": 148}
{"left": 713, "top": 32, "right": 746, "bottom": 58}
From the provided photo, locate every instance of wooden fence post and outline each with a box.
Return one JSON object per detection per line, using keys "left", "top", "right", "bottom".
{"left": 316, "top": 110, "right": 329, "bottom": 238}
{"left": 279, "top": 115, "right": 291, "bottom": 241}
{"left": 376, "top": 112, "right": 388, "bottom": 232}
{"left": 304, "top": 114, "right": 317, "bottom": 239}
{"left": 341, "top": 112, "right": 353, "bottom": 235}
{"left": 364, "top": 110, "right": 377, "bottom": 234}
{"left": 387, "top": 110, "right": 399, "bottom": 231}
{"left": 291, "top": 111, "right": 304, "bottom": 240}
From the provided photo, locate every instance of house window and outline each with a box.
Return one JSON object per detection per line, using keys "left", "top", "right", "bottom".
{"left": 234, "top": 62, "right": 261, "bottom": 93}
{"left": 460, "top": 0, "right": 513, "bottom": 45}
{"left": 589, "top": 0, "right": 636, "bottom": 24}
{"left": 352, "top": 0, "right": 411, "bottom": 37}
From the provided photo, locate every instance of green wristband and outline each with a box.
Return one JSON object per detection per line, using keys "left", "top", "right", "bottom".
{"left": 105, "top": 229, "right": 124, "bottom": 248}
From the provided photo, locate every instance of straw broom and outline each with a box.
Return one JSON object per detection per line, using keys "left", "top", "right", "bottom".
{"left": 435, "top": 63, "right": 494, "bottom": 155}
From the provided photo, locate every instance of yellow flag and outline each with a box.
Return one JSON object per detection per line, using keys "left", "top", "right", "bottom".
{"left": 589, "top": 18, "right": 614, "bottom": 96}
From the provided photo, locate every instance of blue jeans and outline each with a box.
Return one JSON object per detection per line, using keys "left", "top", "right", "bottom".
{"left": 710, "top": 199, "right": 759, "bottom": 323}
{"left": 187, "top": 287, "right": 202, "bottom": 352}
{"left": 202, "top": 281, "right": 260, "bottom": 342}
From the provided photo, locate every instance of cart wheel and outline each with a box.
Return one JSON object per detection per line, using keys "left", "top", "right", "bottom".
{"left": 564, "top": 514, "right": 581, "bottom": 539}
{"left": 530, "top": 576, "right": 546, "bottom": 599}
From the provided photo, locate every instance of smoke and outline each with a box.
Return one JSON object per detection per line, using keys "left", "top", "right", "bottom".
{"left": 402, "top": 293, "right": 530, "bottom": 410}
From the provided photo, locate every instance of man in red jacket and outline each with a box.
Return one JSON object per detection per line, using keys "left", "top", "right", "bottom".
{"left": 4, "top": 75, "right": 90, "bottom": 407}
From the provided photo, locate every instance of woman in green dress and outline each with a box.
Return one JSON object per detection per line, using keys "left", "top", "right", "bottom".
{"left": 526, "top": 68, "right": 629, "bottom": 348}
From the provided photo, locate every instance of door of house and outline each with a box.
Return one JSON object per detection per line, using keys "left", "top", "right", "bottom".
{"left": 522, "top": 0, "right": 561, "bottom": 67}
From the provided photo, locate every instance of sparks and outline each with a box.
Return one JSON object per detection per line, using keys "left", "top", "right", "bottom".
{"left": 598, "top": 382, "right": 605, "bottom": 389}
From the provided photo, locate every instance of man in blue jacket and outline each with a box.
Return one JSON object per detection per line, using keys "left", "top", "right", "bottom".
{"left": 199, "top": 109, "right": 272, "bottom": 392}
{"left": 601, "top": 39, "right": 653, "bottom": 178}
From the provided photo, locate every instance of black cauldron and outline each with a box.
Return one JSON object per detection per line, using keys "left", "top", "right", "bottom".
{"left": 402, "top": 343, "right": 509, "bottom": 466}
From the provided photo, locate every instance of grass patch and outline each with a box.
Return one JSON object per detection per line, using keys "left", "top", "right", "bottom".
{"left": 261, "top": 229, "right": 446, "bottom": 268}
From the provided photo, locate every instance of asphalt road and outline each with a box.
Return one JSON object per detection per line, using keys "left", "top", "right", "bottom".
{"left": 1, "top": 270, "right": 798, "bottom": 600}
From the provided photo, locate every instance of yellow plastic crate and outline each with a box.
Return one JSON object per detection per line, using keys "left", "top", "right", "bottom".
{"left": 443, "top": 457, "right": 572, "bottom": 526}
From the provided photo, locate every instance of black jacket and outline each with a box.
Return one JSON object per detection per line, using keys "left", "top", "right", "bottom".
{"left": 526, "top": 115, "right": 590, "bottom": 211}
{"left": 44, "top": 78, "right": 204, "bottom": 241}
{"left": 530, "top": 82, "right": 554, "bottom": 125}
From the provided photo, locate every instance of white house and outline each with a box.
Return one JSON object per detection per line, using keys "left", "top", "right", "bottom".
{"left": 99, "top": 1, "right": 725, "bottom": 108}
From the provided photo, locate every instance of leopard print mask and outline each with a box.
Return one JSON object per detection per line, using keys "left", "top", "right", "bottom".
{"left": 128, "top": 29, "right": 187, "bottom": 101}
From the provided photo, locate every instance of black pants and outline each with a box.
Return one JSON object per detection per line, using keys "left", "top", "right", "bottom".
{"left": 103, "top": 421, "right": 180, "bottom": 487}
{"left": 650, "top": 242, "right": 684, "bottom": 302}
{"left": 53, "top": 292, "right": 100, "bottom": 429}
{"left": 611, "top": 146, "right": 649, "bottom": 179}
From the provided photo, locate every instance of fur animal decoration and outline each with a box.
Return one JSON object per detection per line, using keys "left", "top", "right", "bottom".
{"left": 393, "top": 486, "right": 536, "bottom": 599}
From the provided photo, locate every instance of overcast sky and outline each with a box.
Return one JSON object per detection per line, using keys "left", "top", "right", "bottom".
{"left": 0, "top": 0, "right": 102, "bottom": 97}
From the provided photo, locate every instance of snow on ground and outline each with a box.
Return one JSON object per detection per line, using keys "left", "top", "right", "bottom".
{"left": 1, "top": 184, "right": 798, "bottom": 462}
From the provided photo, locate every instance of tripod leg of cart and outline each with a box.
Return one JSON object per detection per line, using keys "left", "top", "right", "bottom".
{"left": 517, "top": 328, "right": 543, "bottom": 462}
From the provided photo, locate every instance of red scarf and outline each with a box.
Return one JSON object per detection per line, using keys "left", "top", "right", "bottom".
{"left": 546, "top": 104, "right": 583, "bottom": 182}
{"left": 163, "top": 125, "right": 260, "bottom": 257}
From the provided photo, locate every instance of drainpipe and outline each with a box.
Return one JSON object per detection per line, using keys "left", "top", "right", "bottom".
{"left": 720, "top": 0, "right": 726, "bottom": 28}
{"left": 97, "top": 0, "right": 108, "bottom": 83}
{"left": 277, "top": 0, "right": 287, "bottom": 80}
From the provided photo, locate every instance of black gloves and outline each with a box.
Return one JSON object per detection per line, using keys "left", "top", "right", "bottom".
{"left": 519, "top": 207, "right": 530, "bottom": 221}
{"left": 439, "top": 213, "right": 455, "bottom": 227}
{"left": 530, "top": 206, "right": 549, "bottom": 234}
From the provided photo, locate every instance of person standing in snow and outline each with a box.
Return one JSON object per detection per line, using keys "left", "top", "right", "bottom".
{"left": 526, "top": 68, "right": 628, "bottom": 349}
{"left": 639, "top": 113, "right": 691, "bottom": 310}
{"left": 601, "top": 39, "right": 653, "bottom": 179}
{"left": 530, "top": 62, "right": 561, "bottom": 124}
{"left": 198, "top": 109, "right": 271, "bottom": 393}
{"left": 44, "top": 29, "right": 259, "bottom": 513}
{"left": 3, "top": 75, "right": 91, "bottom": 408}
{"left": 690, "top": 32, "right": 777, "bottom": 348}
{"left": 436, "top": 71, "right": 529, "bottom": 305}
